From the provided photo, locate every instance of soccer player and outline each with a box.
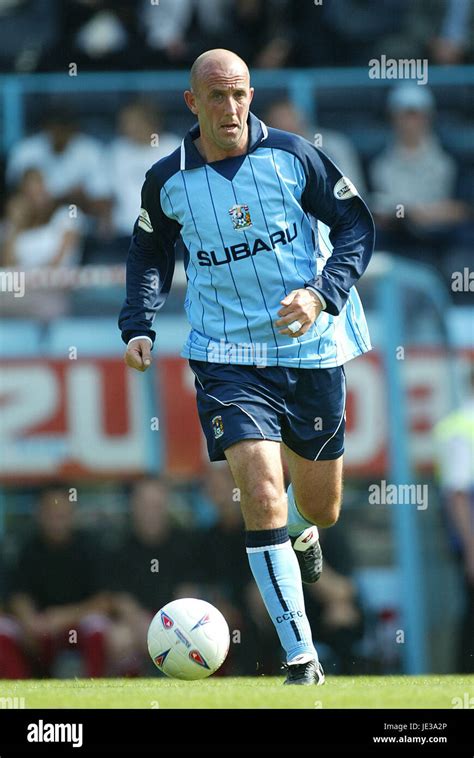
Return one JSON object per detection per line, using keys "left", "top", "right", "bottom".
{"left": 119, "top": 49, "right": 375, "bottom": 685}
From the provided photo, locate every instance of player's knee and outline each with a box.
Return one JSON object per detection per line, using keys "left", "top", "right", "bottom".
{"left": 247, "top": 480, "right": 282, "bottom": 511}
{"left": 300, "top": 491, "right": 342, "bottom": 528}
{"left": 242, "top": 480, "right": 285, "bottom": 525}
{"left": 322, "top": 492, "right": 342, "bottom": 526}
{"left": 317, "top": 503, "right": 340, "bottom": 528}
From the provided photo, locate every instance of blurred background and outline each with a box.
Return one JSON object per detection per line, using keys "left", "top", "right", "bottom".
{"left": 0, "top": 0, "right": 473, "bottom": 680}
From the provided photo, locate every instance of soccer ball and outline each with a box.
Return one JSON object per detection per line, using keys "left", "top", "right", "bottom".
{"left": 147, "top": 598, "right": 230, "bottom": 680}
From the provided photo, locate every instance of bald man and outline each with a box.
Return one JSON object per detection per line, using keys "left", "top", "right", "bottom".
{"left": 119, "top": 49, "right": 375, "bottom": 685}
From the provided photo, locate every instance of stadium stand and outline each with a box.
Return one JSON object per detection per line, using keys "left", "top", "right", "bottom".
{"left": 0, "top": 1, "right": 473, "bottom": 680}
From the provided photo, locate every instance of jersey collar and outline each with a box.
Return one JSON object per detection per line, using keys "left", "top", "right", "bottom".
{"left": 180, "top": 112, "right": 268, "bottom": 170}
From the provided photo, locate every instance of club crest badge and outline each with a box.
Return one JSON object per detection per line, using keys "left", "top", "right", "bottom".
{"left": 229, "top": 204, "right": 252, "bottom": 231}
{"left": 211, "top": 415, "right": 224, "bottom": 439}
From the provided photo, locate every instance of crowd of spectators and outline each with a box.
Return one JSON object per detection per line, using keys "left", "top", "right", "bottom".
{"left": 0, "top": 4, "right": 472, "bottom": 303}
{"left": 1, "top": 0, "right": 474, "bottom": 73}
{"left": 0, "top": 79, "right": 472, "bottom": 305}
{"left": 0, "top": 470, "right": 366, "bottom": 678}
{"left": 1, "top": 102, "right": 180, "bottom": 269}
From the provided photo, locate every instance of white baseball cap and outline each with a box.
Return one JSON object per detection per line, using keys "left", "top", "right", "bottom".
{"left": 388, "top": 84, "right": 435, "bottom": 112}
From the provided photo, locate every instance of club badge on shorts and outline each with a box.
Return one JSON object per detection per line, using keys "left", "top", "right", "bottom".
{"left": 229, "top": 204, "right": 252, "bottom": 231}
{"left": 211, "top": 415, "right": 224, "bottom": 439}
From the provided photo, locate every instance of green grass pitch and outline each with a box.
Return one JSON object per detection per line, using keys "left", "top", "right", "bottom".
{"left": 2, "top": 675, "right": 473, "bottom": 709}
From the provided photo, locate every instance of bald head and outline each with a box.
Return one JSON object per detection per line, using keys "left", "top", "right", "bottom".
{"left": 185, "top": 49, "right": 254, "bottom": 161}
{"left": 190, "top": 49, "right": 249, "bottom": 94}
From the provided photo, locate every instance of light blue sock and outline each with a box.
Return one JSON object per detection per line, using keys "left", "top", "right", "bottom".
{"left": 246, "top": 526, "right": 317, "bottom": 664}
{"left": 287, "top": 482, "right": 315, "bottom": 538}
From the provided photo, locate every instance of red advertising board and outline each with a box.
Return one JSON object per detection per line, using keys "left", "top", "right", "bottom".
{"left": 0, "top": 351, "right": 470, "bottom": 482}
{"left": 0, "top": 359, "right": 149, "bottom": 481}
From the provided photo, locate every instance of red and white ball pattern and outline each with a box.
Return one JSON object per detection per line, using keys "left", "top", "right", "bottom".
{"left": 147, "top": 598, "right": 230, "bottom": 680}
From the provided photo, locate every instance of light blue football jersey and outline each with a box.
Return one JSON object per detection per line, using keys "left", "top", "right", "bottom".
{"left": 119, "top": 113, "right": 375, "bottom": 368}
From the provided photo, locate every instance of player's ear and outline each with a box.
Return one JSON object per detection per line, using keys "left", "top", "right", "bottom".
{"left": 248, "top": 87, "right": 255, "bottom": 105}
{"left": 184, "top": 90, "right": 198, "bottom": 115}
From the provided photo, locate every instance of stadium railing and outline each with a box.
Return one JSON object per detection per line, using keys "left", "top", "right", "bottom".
{"left": 1, "top": 65, "right": 474, "bottom": 153}
{"left": 366, "top": 253, "right": 458, "bottom": 673}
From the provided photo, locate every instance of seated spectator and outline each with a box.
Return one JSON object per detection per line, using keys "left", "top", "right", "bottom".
{"left": 103, "top": 478, "right": 191, "bottom": 675}
{"left": 264, "top": 99, "right": 366, "bottom": 194}
{"left": 379, "top": 0, "right": 474, "bottom": 65}
{"left": 49, "top": 0, "right": 142, "bottom": 72}
{"left": 370, "top": 84, "right": 470, "bottom": 267}
{"left": 321, "top": 0, "right": 406, "bottom": 66}
{"left": 282, "top": 0, "right": 403, "bottom": 67}
{"left": 0, "top": 0, "right": 59, "bottom": 73}
{"left": 2, "top": 168, "right": 84, "bottom": 269}
{"left": 140, "top": 0, "right": 229, "bottom": 68}
{"left": 6, "top": 108, "right": 111, "bottom": 227}
{"left": 107, "top": 100, "right": 180, "bottom": 239}
{"left": 3, "top": 489, "right": 109, "bottom": 678}
{"left": 221, "top": 0, "right": 292, "bottom": 70}
{"left": 140, "top": 0, "right": 291, "bottom": 70}
{"left": 0, "top": 549, "right": 29, "bottom": 678}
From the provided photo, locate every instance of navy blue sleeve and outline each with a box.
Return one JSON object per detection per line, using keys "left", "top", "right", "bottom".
{"left": 118, "top": 169, "right": 181, "bottom": 345}
{"left": 300, "top": 143, "right": 375, "bottom": 316}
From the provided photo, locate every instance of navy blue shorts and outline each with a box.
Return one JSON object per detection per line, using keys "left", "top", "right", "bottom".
{"left": 189, "top": 360, "right": 346, "bottom": 463}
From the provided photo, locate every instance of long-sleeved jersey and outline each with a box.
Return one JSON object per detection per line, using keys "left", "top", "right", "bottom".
{"left": 119, "top": 112, "right": 375, "bottom": 367}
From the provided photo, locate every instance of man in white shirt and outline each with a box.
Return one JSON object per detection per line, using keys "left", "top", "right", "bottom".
{"left": 370, "top": 84, "right": 468, "bottom": 237}
{"left": 107, "top": 100, "right": 180, "bottom": 237}
{"left": 6, "top": 108, "right": 111, "bottom": 220}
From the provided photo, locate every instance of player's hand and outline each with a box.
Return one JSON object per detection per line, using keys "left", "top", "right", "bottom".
{"left": 275, "top": 288, "right": 322, "bottom": 337}
{"left": 124, "top": 338, "right": 153, "bottom": 372}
